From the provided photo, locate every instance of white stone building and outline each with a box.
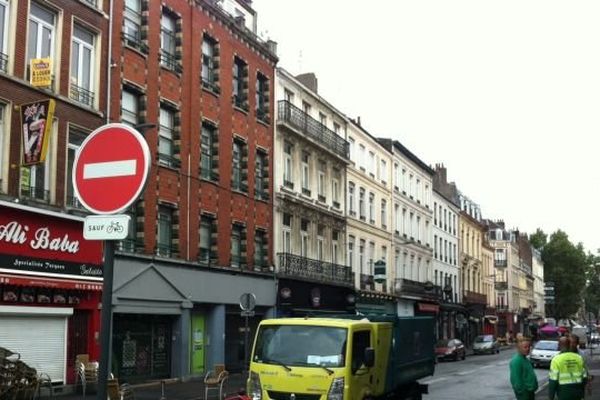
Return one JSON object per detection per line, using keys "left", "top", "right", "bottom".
{"left": 532, "top": 248, "right": 545, "bottom": 318}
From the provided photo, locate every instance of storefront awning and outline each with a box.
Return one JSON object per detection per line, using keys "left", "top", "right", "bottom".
{"left": 0, "top": 273, "right": 102, "bottom": 291}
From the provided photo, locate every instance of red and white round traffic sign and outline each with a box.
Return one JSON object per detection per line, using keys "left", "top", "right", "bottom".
{"left": 72, "top": 123, "right": 151, "bottom": 215}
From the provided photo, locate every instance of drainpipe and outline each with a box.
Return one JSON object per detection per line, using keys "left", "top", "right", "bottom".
{"left": 106, "top": 0, "right": 114, "bottom": 124}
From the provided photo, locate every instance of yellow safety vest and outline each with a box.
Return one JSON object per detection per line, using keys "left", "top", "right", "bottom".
{"left": 549, "top": 352, "right": 587, "bottom": 385}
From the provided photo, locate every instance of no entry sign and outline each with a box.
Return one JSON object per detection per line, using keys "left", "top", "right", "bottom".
{"left": 72, "top": 123, "right": 150, "bottom": 215}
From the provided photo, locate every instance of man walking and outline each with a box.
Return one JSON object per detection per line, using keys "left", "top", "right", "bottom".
{"left": 510, "top": 336, "right": 539, "bottom": 399}
{"left": 548, "top": 335, "right": 587, "bottom": 400}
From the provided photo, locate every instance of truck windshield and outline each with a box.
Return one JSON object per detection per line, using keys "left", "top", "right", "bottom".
{"left": 253, "top": 325, "right": 347, "bottom": 368}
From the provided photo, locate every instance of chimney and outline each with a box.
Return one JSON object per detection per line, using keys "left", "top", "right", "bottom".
{"left": 435, "top": 163, "right": 447, "bottom": 184}
{"left": 357, "top": 116, "right": 361, "bottom": 126}
{"left": 295, "top": 73, "right": 318, "bottom": 94}
{"left": 266, "top": 40, "right": 278, "bottom": 56}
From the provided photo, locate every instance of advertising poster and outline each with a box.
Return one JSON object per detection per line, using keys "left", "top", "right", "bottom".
{"left": 30, "top": 57, "right": 52, "bottom": 88}
{"left": 20, "top": 99, "right": 55, "bottom": 166}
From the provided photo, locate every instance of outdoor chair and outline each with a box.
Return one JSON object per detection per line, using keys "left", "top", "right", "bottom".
{"left": 75, "top": 354, "right": 99, "bottom": 398}
{"left": 204, "top": 364, "right": 229, "bottom": 400}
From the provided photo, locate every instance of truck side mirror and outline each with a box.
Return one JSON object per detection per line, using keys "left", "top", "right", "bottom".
{"left": 364, "top": 347, "right": 375, "bottom": 368}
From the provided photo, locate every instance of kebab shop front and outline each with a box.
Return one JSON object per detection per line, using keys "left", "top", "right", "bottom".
{"left": 0, "top": 201, "right": 103, "bottom": 384}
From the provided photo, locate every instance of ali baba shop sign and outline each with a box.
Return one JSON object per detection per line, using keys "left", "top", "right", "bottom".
{"left": 0, "top": 203, "right": 103, "bottom": 279}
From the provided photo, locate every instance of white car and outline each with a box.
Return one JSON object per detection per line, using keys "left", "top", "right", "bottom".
{"left": 529, "top": 340, "right": 560, "bottom": 368}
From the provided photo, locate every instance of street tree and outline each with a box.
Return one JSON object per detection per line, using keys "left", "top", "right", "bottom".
{"left": 584, "top": 252, "right": 600, "bottom": 323}
{"left": 541, "top": 230, "right": 587, "bottom": 320}
{"left": 529, "top": 228, "right": 547, "bottom": 251}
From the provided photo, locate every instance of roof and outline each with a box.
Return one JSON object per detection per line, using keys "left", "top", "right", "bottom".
{"left": 377, "top": 138, "right": 434, "bottom": 176}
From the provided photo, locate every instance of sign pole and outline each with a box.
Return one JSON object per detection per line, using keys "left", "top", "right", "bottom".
{"left": 244, "top": 314, "right": 249, "bottom": 373}
{"left": 97, "top": 240, "right": 115, "bottom": 400}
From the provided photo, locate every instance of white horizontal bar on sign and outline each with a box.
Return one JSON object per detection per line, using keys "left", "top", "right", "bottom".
{"left": 83, "top": 159, "right": 137, "bottom": 179}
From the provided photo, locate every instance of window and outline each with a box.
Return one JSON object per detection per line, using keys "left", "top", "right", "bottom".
{"left": 284, "top": 89, "right": 294, "bottom": 103}
{"left": 157, "top": 206, "right": 173, "bottom": 257}
{"left": 255, "top": 150, "right": 268, "bottom": 200}
{"left": 332, "top": 230, "right": 339, "bottom": 265}
{"left": 333, "top": 122, "right": 340, "bottom": 135}
{"left": 254, "top": 230, "right": 266, "bottom": 268}
{"left": 380, "top": 159, "right": 387, "bottom": 183}
{"left": 317, "top": 160, "right": 326, "bottom": 202}
{"left": 368, "top": 151, "right": 375, "bottom": 177}
{"left": 282, "top": 213, "right": 291, "bottom": 253}
{"left": 232, "top": 140, "right": 243, "bottom": 191}
{"left": 348, "top": 236, "right": 355, "bottom": 270}
{"left": 394, "top": 204, "right": 399, "bottom": 233}
{"left": 233, "top": 57, "right": 248, "bottom": 110}
{"left": 66, "top": 128, "right": 87, "bottom": 208}
{"left": 283, "top": 141, "right": 293, "bottom": 188}
{"left": 302, "top": 101, "right": 311, "bottom": 116}
{"left": 416, "top": 216, "right": 421, "bottom": 242}
{"left": 394, "top": 163, "right": 399, "bottom": 190}
{"left": 416, "top": 178, "right": 421, "bottom": 203}
{"left": 348, "top": 182, "right": 355, "bottom": 215}
{"left": 317, "top": 225, "right": 324, "bottom": 261}
{"left": 401, "top": 168, "right": 407, "bottom": 193}
{"left": 359, "top": 188, "right": 365, "bottom": 220}
{"left": 0, "top": 0, "right": 9, "bottom": 72}
{"left": 199, "top": 215, "right": 215, "bottom": 265}
{"left": 121, "top": 89, "right": 139, "bottom": 126}
{"left": 358, "top": 144, "right": 366, "bottom": 171}
{"left": 256, "top": 73, "right": 269, "bottom": 122}
{"left": 28, "top": 3, "right": 55, "bottom": 86}
{"left": 434, "top": 235, "right": 438, "bottom": 258}
{"left": 434, "top": 202, "right": 437, "bottom": 225}
{"left": 359, "top": 240, "right": 365, "bottom": 274}
{"left": 348, "top": 137, "right": 355, "bottom": 162}
{"left": 300, "top": 219, "right": 309, "bottom": 257}
{"left": 201, "top": 34, "right": 219, "bottom": 92}
{"left": 301, "top": 152, "right": 310, "bottom": 195}
{"left": 231, "top": 224, "right": 243, "bottom": 267}
{"left": 319, "top": 112, "right": 327, "bottom": 127}
{"left": 368, "top": 192, "right": 375, "bottom": 224}
{"left": 381, "top": 199, "right": 387, "bottom": 229}
{"left": 402, "top": 208, "right": 407, "bottom": 236}
{"left": 70, "top": 25, "right": 95, "bottom": 107}
{"left": 160, "top": 12, "right": 178, "bottom": 71}
{"left": 351, "top": 330, "right": 371, "bottom": 374}
{"left": 123, "top": 0, "right": 144, "bottom": 50}
{"left": 158, "top": 106, "right": 176, "bottom": 167}
{"left": 332, "top": 176, "right": 339, "bottom": 208}
{"left": 368, "top": 242, "right": 375, "bottom": 274}
{"left": 200, "top": 121, "right": 217, "bottom": 181}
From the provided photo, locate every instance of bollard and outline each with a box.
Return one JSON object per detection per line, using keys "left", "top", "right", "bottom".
{"left": 159, "top": 380, "right": 167, "bottom": 400}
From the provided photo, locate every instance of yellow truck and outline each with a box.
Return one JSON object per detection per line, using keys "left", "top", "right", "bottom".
{"left": 247, "top": 315, "right": 435, "bottom": 400}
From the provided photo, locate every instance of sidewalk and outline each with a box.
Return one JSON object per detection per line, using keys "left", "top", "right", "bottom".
{"left": 43, "top": 373, "right": 249, "bottom": 400}
{"left": 536, "top": 348, "right": 600, "bottom": 399}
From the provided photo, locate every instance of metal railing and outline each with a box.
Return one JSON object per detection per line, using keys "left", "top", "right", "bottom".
{"left": 66, "top": 195, "right": 85, "bottom": 209}
{"left": 494, "top": 259, "right": 508, "bottom": 267}
{"left": 20, "top": 185, "right": 49, "bottom": 203}
{"left": 160, "top": 50, "right": 181, "bottom": 73}
{"left": 70, "top": 84, "right": 95, "bottom": 107}
{"left": 277, "top": 100, "right": 349, "bottom": 159}
{"left": 117, "top": 239, "right": 139, "bottom": 253}
{"left": 278, "top": 252, "right": 353, "bottom": 286}
{"left": 0, "top": 52, "right": 7, "bottom": 72}
{"left": 463, "top": 290, "right": 487, "bottom": 305}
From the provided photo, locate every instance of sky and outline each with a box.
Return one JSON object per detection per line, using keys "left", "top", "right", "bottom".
{"left": 252, "top": 0, "right": 600, "bottom": 253}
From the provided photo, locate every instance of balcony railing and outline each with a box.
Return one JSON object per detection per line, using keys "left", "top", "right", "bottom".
{"left": 117, "top": 239, "right": 140, "bottom": 253}
{"left": 394, "top": 278, "right": 442, "bottom": 301}
{"left": 463, "top": 290, "right": 487, "bottom": 305}
{"left": 66, "top": 195, "right": 85, "bottom": 210}
{"left": 70, "top": 84, "right": 95, "bottom": 107}
{"left": 278, "top": 100, "right": 349, "bottom": 160}
{"left": 278, "top": 252, "right": 353, "bottom": 286}
{"left": 0, "top": 52, "right": 7, "bottom": 72}
{"left": 20, "top": 185, "right": 49, "bottom": 203}
{"left": 494, "top": 259, "right": 508, "bottom": 267}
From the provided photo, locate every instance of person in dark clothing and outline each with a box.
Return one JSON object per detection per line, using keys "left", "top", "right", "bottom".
{"left": 510, "top": 336, "right": 538, "bottom": 399}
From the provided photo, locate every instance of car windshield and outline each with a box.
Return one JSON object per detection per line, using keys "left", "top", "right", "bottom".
{"left": 436, "top": 339, "right": 451, "bottom": 347}
{"left": 253, "top": 325, "right": 347, "bottom": 368}
{"left": 535, "top": 341, "right": 559, "bottom": 351}
{"left": 475, "top": 335, "right": 493, "bottom": 343}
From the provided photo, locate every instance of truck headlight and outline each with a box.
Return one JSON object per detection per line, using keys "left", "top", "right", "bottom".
{"left": 327, "top": 377, "right": 344, "bottom": 400}
{"left": 248, "top": 371, "right": 262, "bottom": 400}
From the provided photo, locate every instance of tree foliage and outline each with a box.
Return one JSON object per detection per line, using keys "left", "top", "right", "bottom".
{"left": 584, "top": 252, "right": 600, "bottom": 323}
{"left": 529, "top": 228, "right": 548, "bottom": 251}
{"left": 541, "top": 230, "right": 587, "bottom": 320}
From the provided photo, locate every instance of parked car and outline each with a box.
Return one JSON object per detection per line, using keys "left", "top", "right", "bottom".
{"left": 435, "top": 338, "right": 466, "bottom": 361}
{"left": 590, "top": 331, "right": 600, "bottom": 344}
{"left": 473, "top": 334, "right": 500, "bottom": 355}
{"left": 529, "top": 340, "right": 560, "bottom": 368}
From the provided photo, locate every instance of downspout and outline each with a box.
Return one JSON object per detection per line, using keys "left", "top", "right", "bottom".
{"left": 106, "top": 0, "right": 114, "bottom": 124}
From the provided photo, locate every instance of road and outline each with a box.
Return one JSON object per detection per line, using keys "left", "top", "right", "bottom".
{"left": 421, "top": 349, "right": 549, "bottom": 400}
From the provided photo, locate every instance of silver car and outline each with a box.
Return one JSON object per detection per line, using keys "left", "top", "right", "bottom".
{"left": 529, "top": 340, "right": 560, "bottom": 368}
{"left": 473, "top": 335, "right": 500, "bottom": 355}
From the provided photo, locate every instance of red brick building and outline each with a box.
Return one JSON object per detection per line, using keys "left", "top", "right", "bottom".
{"left": 107, "top": 0, "right": 278, "bottom": 380}
{"left": 0, "top": 0, "right": 110, "bottom": 384}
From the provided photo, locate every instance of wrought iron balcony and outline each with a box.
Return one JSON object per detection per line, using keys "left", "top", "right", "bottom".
{"left": 20, "top": 185, "right": 49, "bottom": 203}
{"left": 0, "top": 52, "right": 7, "bottom": 72}
{"left": 494, "top": 259, "right": 508, "bottom": 267}
{"left": 278, "top": 252, "right": 353, "bottom": 286}
{"left": 70, "top": 84, "right": 95, "bottom": 107}
{"left": 117, "top": 239, "right": 141, "bottom": 253}
{"left": 66, "top": 195, "right": 85, "bottom": 210}
{"left": 277, "top": 100, "right": 349, "bottom": 160}
{"left": 393, "top": 278, "right": 442, "bottom": 301}
{"left": 463, "top": 290, "right": 487, "bottom": 305}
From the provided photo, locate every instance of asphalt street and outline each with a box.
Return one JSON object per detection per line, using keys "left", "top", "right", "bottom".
{"left": 421, "top": 349, "right": 549, "bottom": 400}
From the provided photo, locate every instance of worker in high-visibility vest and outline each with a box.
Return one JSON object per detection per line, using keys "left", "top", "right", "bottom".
{"left": 548, "top": 335, "right": 587, "bottom": 400}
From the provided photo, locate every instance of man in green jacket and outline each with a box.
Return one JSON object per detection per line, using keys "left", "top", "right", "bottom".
{"left": 510, "top": 336, "right": 539, "bottom": 399}
{"left": 548, "top": 335, "right": 587, "bottom": 400}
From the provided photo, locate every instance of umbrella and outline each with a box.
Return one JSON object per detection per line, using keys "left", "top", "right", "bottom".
{"left": 540, "top": 325, "right": 559, "bottom": 334}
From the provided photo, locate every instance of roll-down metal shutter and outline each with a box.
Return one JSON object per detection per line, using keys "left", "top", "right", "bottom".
{"left": 0, "top": 306, "right": 73, "bottom": 383}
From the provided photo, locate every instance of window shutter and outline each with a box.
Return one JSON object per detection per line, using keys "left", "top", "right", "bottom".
{"left": 210, "top": 219, "right": 218, "bottom": 264}
{"left": 211, "top": 129, "right": 219, "bottom": 180}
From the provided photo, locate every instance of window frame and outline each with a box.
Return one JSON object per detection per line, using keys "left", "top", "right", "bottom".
{"left": 157, "top": 205, "right": 173, "bottom": 257}
{"left": 160, "top": 11, "right": 178, "bottom": 71}
{"left": 27, "top": 2, "right": 56, "bottom": 84}
{"left": 0, "top": 0, "right": 9, "bottom": 72}
{"left": 158, "top": 106, "right": 176, "bottom": 167}
{"left": 70, "top": 24, "right": 96, "bottom": 107}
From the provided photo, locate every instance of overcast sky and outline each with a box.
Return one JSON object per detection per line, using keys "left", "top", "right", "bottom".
{"left": 253, "top": 0, "right": 600, "bottom": 253}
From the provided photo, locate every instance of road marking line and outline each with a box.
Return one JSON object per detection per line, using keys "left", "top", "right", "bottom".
{"left": 421, "top": 377, "right": 447, "bottom": 384}
{"left": 83, "top": 160, "right": 137, "bottom": 179}
{"left": 536, "top": 379, "right": 549, "bottom": 393}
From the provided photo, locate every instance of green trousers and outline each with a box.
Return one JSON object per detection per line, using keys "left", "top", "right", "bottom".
{"left": 515, "top": 390, "right": 535, "bottom": 400}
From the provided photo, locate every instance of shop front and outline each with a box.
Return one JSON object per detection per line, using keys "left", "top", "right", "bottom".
{"left": 356, "top": 291, "right": 396, "bottom": 316}
{"left": 0, "top": 202, "right": 103, "bottom": 383}
{"left": 112, "top": 255, "right": 276, "bottom": 381}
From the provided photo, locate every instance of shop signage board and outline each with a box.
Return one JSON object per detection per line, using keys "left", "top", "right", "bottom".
{"left": 21, "top": 99, "right": 55, "bottom": 165}
{"left": 83, "top": 215, "right": 130, "bottom": 241}
{"left": 72, "top": 123, "right": 150, "bottom": 215}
